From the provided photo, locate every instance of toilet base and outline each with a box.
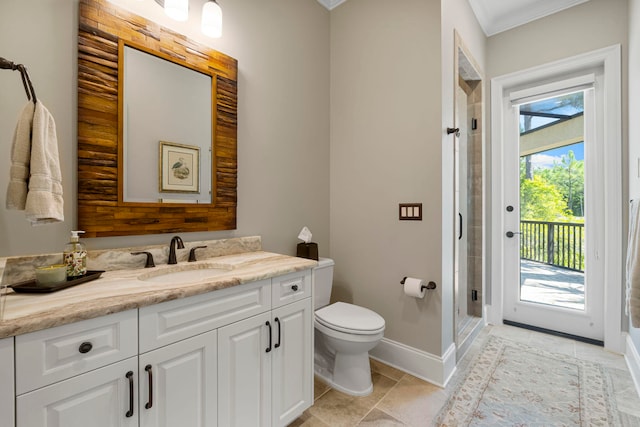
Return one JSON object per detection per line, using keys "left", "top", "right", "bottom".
{"left": 313, "top": 369, "right": 373, "bottom": 397}
{"left": 314, "top": 336, "right": 374, "bottom": 396}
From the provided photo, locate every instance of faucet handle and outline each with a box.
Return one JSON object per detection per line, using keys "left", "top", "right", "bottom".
{"left": 131, "top": 252, "right": 155, "bottom": 268}
{"left": 188, "top": 246, "right": 208, "bottom": 262}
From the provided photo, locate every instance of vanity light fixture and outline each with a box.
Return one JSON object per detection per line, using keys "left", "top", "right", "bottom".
{"left": 153, "top": 0, "right": 222, "bottom": 38}
{"left": 154, "top": 0, "right": 189, "bottom": 22}
{"left": 201, "top": 0, "right": 223, "bottom": 38}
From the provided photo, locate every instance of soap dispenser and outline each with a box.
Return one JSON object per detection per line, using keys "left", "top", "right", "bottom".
{"left": 63, "top": 230, "right": 87, "bottom": 278}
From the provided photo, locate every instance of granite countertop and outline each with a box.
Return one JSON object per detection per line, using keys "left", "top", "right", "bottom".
{"left": 0, "top": 250, "right": 316, "bottom": 339}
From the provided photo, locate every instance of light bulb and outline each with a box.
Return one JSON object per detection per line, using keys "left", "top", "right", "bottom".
{"left": 164, "top": 0, "right": 188, "bottom": 21}
{"left": 201, "top": 0, "right": 222, "bottom": 38}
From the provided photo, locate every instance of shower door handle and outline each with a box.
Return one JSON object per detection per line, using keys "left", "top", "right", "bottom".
{"left": 458, "top": 213, "right": 463, "bottom": 240}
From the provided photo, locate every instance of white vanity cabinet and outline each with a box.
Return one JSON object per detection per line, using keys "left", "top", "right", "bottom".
{"left": 7, "top": 268, "right": 313, "bottom": 427}
{"left": 218, "top": 271, "right": 313, "bottom": 427}
{"left": 0, "top": 337, "right": 15, "bottom": 427}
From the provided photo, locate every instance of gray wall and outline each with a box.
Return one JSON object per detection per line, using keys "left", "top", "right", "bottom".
{"left": 487, "top": 0, "right": 628, "bottom": 77}
{"left": 0, "top": 0, "right": 330, "bottom": 257}
{"left": 629, "top": 0, "right": 640, "bottom": 354}
{"left": 329, "top": 0, "right": 486, "bottom": 357}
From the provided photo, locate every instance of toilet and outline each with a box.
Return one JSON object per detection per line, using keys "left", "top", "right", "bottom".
{"left": 313, "top": 258, "right": 385, "bottom": 396}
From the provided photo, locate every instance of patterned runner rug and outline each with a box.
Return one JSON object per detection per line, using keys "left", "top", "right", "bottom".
{"left": 435, "top": 336, "right": 622, "bottom": 426}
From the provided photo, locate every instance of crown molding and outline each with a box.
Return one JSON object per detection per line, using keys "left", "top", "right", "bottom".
{"left": 316, "top": 0, "right": 348, "bottom": 11}
{"left": 469, "top": 0, "right": 590, "bottom": 36}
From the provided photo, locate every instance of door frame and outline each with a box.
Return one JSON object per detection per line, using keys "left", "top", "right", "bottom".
{"left": 488, "top": 45, "right": 623, "bottom": 352}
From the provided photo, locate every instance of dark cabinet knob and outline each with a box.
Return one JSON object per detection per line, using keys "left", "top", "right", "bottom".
{"left": 78, "top": 342, "right": 93, "bottom": 354}
{"left": 292, "top": 285, "right": 299, "bottom": 292}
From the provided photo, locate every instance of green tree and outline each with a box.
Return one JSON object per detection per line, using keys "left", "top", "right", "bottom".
{"left": 520, "top": 174, "right": 569, "bottom": 221}
{"left": 537, "top": 150, "right": 584, "bottom": 217}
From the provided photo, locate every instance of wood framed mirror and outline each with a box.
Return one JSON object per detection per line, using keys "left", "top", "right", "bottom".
{"left": 78, "top": 0, "right": 237, "bottom": 237}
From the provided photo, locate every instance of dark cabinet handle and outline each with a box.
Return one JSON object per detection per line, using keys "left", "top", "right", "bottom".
{"left": 458, "top": 213, "right": 463, "bottom": 240}
{"left": 145, "top": 364, "right": 153, "bottom": 409}
{"left": 125, "top": 371, "right": 134, "bottom": 418}
{"left": 274, "top": 317, "right": 281, "bottom": 349}
{"left": 265, "top": 321, "right": 272, "bottom": 353}
{"left": 291, "top": 284, "right": 299, "bottom": 292}
{"left": 78, "top": 342, "right": 93, "bottom": 354}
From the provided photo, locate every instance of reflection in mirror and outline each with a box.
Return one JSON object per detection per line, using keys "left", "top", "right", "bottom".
{"left": 123, "top": 46, "right": 212, "bottom": 204}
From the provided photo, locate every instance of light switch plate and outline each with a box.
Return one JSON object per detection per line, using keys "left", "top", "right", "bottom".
{"left": 399, "top": 203, "right": 422, "bottom": 221}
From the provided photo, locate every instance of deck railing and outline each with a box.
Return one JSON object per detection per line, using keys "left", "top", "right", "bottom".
{"left": 520, "top": 220, "right": 584, "bottom": 272}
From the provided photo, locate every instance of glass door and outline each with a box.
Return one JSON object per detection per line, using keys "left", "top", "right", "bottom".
{"left": 503, "top": 85, "right": 604, "bottom": 342}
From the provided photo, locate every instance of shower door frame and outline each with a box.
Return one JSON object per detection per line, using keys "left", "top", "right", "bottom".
{"left": 453, "top": 33, "right": 485, "bottom": 356}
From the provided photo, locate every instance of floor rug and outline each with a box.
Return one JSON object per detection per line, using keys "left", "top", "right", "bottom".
{"left": 435, "top": 336, "right": 621, "bottom": 426}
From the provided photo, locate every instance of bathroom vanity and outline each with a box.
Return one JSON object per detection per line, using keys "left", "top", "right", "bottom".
{"left": 0, "top": 239, "right": 315, "bottom": 427}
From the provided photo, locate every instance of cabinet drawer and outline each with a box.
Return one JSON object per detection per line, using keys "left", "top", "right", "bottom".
{"left": 139, "top": 279, "right": 271, "bottom": 353}
{"left": 272, "top": 270, "right": 311, "bottom": 308}
{"left": 15, "top": 309, "right": 138, "bottom": 395}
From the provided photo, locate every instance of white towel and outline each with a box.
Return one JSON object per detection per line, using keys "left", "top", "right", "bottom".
{"left": 5, "top": 101, "right": 35, "bottom": 210}
{"left": 626, "top": 199, "right": 640, "bottom": 328}
{"left": 5, "top": 101, "right": 64, "bottom": 225}
{"left": 24, "top": 101, "right": 64, "bottom": 224}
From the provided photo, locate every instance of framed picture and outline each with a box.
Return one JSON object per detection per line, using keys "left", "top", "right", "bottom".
{"left": 159, "top": 141, "right": 200, "bottom": 193}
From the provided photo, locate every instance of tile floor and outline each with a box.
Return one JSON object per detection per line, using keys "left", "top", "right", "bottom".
{"left": 289, "top": 324, "right": 640, "bottom": 426}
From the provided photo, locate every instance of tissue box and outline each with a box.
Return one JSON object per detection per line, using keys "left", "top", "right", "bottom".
{"left": 297, "top": 242, "right": 318, "bottom": 261}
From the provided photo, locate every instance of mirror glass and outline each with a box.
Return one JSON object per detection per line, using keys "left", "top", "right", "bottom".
{"left": 123, "top": 46, "right": 212, "bottom": 204}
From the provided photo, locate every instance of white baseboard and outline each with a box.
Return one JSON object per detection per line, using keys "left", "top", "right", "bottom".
{"left": 626, "top": 333, "right": 640, "bottom": 397}
{"left": 369, "top": 337, "right": 456, "bottom": 388}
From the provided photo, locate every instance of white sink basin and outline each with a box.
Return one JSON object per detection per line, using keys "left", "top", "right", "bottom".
{"left": 139, "top": 265, "right": 231, "bottom": 284}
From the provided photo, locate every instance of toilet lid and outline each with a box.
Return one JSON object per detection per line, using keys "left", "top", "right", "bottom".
{"left": 315, "top": 302, "right": 385, "bottom": 334}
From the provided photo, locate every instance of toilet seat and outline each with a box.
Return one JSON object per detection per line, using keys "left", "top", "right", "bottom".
{"left": 315, "top": 302, "right": 385, "bottom": 335}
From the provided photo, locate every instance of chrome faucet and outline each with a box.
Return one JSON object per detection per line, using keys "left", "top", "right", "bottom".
{"left": 168, "top": 236, "right": 185, "bottom": 265}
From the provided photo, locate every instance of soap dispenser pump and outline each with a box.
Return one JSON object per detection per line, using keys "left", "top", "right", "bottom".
{"left": 63, "top": 230, "right": 87, "bottom": 278}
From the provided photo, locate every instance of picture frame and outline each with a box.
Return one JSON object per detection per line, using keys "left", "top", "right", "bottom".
{"left": 159, "top": 141, "right": 200, "bottom": 193}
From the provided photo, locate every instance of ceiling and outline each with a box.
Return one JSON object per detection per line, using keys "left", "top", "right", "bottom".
{"left": 316, "top": 0, "right": 590, "bottom": 37}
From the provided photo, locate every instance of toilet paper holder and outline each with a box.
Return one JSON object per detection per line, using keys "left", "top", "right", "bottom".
{"left": 400, "top": 277, "right": 437, "bottom": 290}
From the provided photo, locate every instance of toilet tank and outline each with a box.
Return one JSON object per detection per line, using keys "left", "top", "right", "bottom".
{"left": 313, "top": 258, "right": 334, "bottom": 310}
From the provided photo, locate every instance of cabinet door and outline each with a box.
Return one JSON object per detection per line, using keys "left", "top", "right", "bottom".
{"left": 218, "top": 312, "right": 271, "bottom": 427}
{"left": 139, "top": 330, "right": 217, "bottom": 427}
{"left": 271, "top": 299, "right": 313, "bottom": 427}
{"left": 0, "top": 337, "right": 14, "bottom": 427}
{"left": 16, "top": 357, "right": 138, "bottom": 427}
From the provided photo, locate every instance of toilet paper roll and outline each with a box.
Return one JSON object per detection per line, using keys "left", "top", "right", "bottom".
{"left": 403, "top": 277, "right": 426, "bottom": 299}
